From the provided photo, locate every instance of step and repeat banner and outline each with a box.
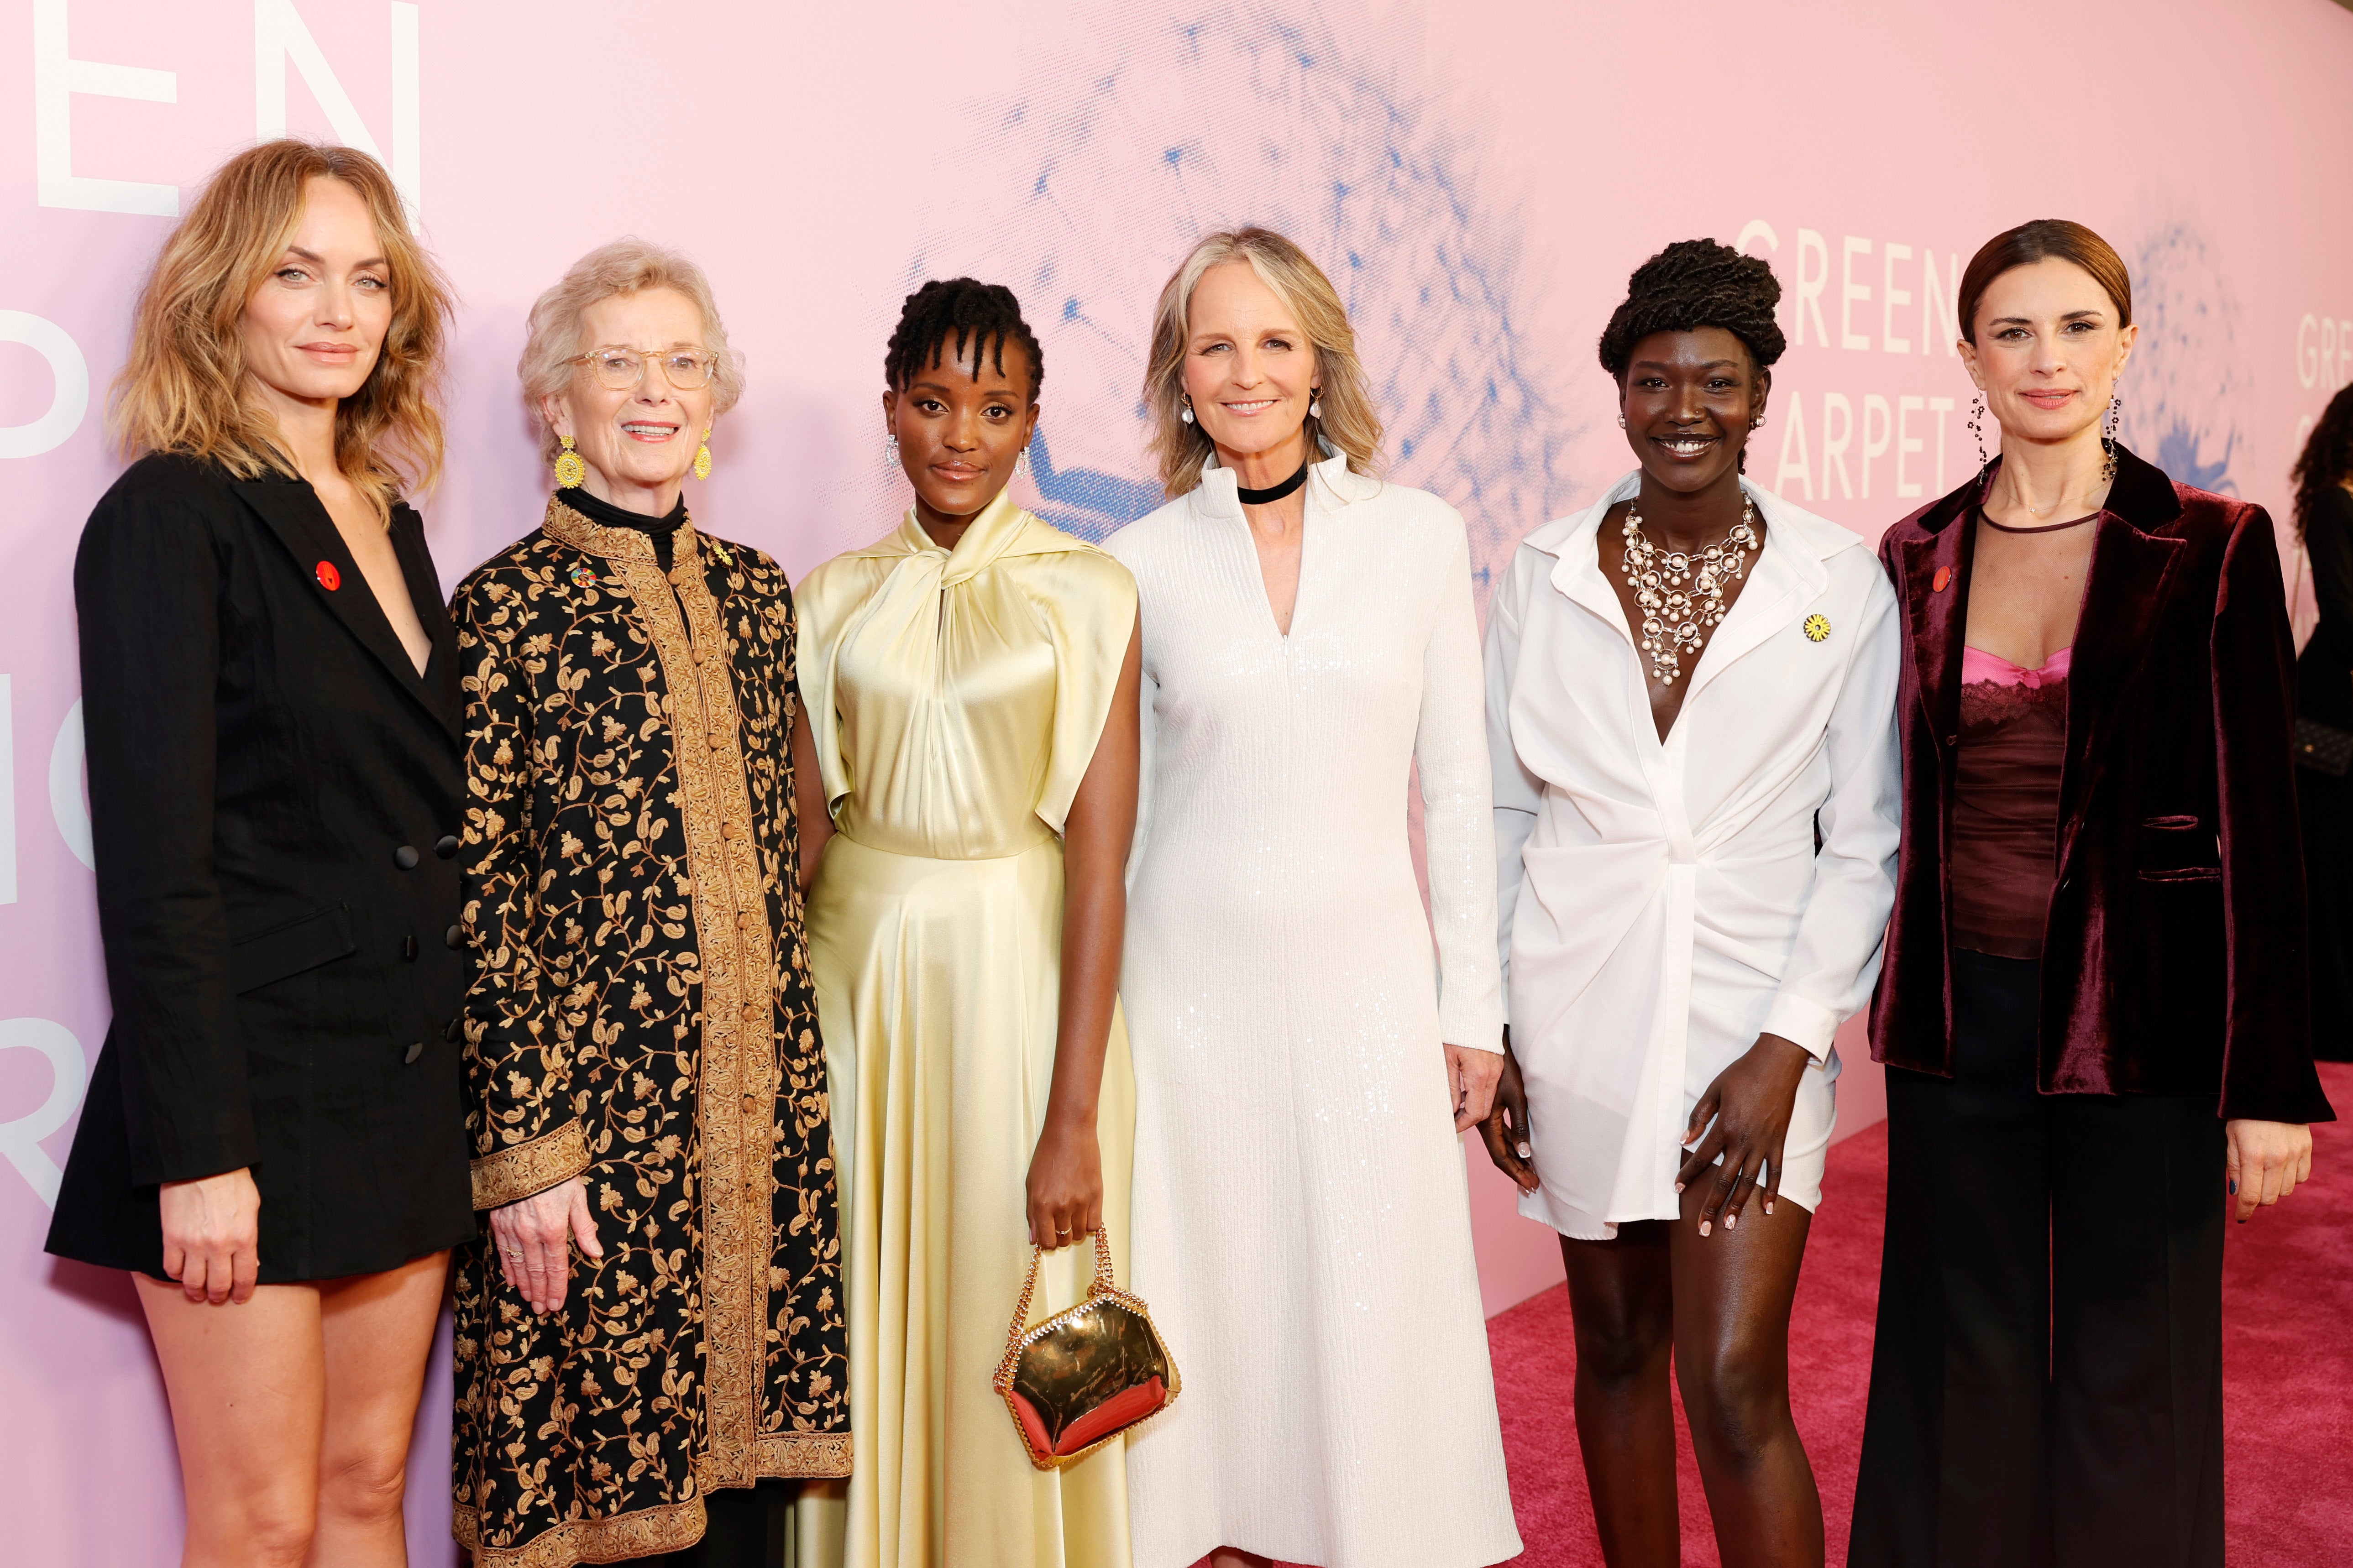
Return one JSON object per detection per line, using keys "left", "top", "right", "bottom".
{"left": 4, "top": 1, "right": 2351, "bottom": 1560}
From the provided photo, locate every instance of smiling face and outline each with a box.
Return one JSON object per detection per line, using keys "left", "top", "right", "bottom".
{"left": 1180, "top": 261, "right": 1320, "bottom": 476}
{"left": 1960, "top": 257, "right": 2136, "bottom": 451}
{"left": 884, "top": 333, "right": 1039, "bottom": 527}
{"left": 239, "top": 176, "right": 392, "bottom": 415}
{"left": 1619, "top": 327, "right": 1768, "bottom": 498}
{"left": 541, "top": 287, "right": 715, "bottom": 507}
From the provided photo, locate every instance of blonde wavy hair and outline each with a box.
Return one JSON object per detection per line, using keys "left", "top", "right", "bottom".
{"left": 111, "top": 139, "right": 452, "bottom": 523}
{"left": 1143, "top": 226, "right": 1384, "bottom": 499}
{"left": 518, "top": 238, "right": 744, "bottom": 463}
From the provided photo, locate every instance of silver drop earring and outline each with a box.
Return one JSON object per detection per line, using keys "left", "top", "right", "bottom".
{"left": 886, "top": 433, "right": 900, "bottom": 457}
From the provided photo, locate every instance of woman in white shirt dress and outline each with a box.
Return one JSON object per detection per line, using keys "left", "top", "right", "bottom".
{"left": 1106, "top": 227, "right": 1520, "bottom": 1568}
{"left": 1480, "top": 240, "right": 1901, "bottom": 1566}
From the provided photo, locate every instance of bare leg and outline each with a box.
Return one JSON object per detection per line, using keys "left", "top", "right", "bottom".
{"left": 1561, "top": 1223, "right": 1679, "bottom": 1567}
{"left": 1669, "top": 1184, "right": 1822, "bottom": 1568}
{"left": 310, "top": 1251, "right": 451, "bottom": 1568}
{"left": 136, "top": 1274, "right": 327, "bottom": 1568}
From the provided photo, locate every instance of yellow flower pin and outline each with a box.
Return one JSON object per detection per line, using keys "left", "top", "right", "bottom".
{"left": 1803, "top": 614, "right": 1831, "bottom": 643}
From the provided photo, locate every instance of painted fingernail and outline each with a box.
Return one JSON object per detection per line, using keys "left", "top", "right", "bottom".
{"left": 1724, "top": 1213, "right": 1737, "bottom": 1229}
{"left": 2229, "top": 1179, "right": 2238, "bottom": 1194}
{"left": 1698, "top": 1220, "right": 1711, "bottom": 1236}
{"left": 1765, "top": 1201, "right": 1775, "bottom": 1214}
{"left": 1517, "top": 1143, "right": 1532, "bottom": 1159}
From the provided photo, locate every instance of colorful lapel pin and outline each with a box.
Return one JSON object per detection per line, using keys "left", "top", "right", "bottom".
{"left": 314, "top": 560, "right": 341, "bottom": 591}
{"left": 1933, "top": 565, "right": 1954, "bottom": 593}
{"left": 1803, "top": 614, "right": 1832, "bottom": 643}
{"left": 568, "top": 562, "right": 599, "bottom": 588}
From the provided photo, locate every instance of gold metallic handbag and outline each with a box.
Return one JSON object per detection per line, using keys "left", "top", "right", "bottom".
{"left": 993, "top": 1227, "right": 1179, "bottom": 1470}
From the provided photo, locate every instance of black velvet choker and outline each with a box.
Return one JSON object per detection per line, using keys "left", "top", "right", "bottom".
{"left": 563, "top": 486, "right": 687, "bottom": 569}
{"left": 1235, "top": 460, "right": 1310, "bottom": 506}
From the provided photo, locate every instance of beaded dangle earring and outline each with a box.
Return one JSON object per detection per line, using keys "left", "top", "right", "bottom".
{"left": 2101, "top": 394, "right": 2121, "bottom": 487}
{"left": 1967, "top": 393, "right": 1990, "bottom": 476}
{"left": 1180, "top": 395, "right": 1195, "bottom": 425}
{"left": 553, "top": 433, "right": 586, "bottom": 489}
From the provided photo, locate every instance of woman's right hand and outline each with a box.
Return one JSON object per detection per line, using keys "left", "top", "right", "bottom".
{"left": 1478, "top": 1028, "right": 1540, "bottom": 1196}
{"left": 158, "top": 1167, "right": 262, "bottom": 1304}
{"left": 489, "top": 1176, "right": 603, "bottom": 1315}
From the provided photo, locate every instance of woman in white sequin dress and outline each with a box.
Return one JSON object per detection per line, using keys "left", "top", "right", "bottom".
{"left": 1105, "top": 228, "right": 1520, "bottom": 1568}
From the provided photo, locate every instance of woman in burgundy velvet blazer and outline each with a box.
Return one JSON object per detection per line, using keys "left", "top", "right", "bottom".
{"left": 1849, "top": 220, "right": 2332, "bottom": 1568}
{"left": 1868, "top": 441, "right": 2330, "bottom": 1123}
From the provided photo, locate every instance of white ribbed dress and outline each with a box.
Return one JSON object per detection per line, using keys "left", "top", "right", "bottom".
{"left": 1105, "top": 456, "right": 1521, "bottom": 1568}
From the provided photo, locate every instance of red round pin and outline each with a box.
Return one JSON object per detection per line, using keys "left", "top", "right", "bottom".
{"left": 315, "top": 560, "right": 341, "bottom": 591}
{"left": 1933, "top": 565, "right": 1953, "bottom": 593}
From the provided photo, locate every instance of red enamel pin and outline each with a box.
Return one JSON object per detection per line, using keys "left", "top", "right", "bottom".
{"left": 315, "top": 560, "right": 342, "bottom": 591}
{"left": 1933, "top": 566, "right": 1953, "bottom": 593}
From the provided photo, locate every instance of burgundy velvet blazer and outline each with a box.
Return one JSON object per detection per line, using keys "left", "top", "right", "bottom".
{"left": 1869, "top": 446, "right": 2335, "bottom": 1124}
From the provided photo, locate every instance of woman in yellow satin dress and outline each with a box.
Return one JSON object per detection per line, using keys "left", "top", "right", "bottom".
{"left": 797, "top": 279, "right": 1144, "bottom": 1568}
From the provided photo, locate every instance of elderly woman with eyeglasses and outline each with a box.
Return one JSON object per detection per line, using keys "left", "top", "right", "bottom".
{"left": 447, "top": 240, "right": 850, "bottom": 1568}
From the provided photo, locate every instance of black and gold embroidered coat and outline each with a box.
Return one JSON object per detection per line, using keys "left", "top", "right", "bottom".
{"left": 450, "top": 499, "right": 849, "bottom": 1568}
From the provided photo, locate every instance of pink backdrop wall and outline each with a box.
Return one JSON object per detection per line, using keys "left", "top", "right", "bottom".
{"left": 6, "top": 2, "right": 2353, "bottom": 1560}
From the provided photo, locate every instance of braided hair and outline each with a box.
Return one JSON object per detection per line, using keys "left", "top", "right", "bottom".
{"left": 1597, "top": 239, "right": 1787, "bottom": 381}
{"left": 2294, "top": 382, "right": 2353, "bottom": 543}
{"left": 884, "top": 277, "right": 1043, "bottom": 404}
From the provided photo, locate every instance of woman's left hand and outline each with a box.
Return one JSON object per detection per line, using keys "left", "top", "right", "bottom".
{"left": 2225, "top": 1119, "right": 2313, "bottom": 1222}
{"left": 1026, "top": 1115, "right": 1105, "bottom": 1250}
{"left": 1445, "top": 1043, "right": 1503, "bottom": 1133}
{"left": 1677, "top": 1032, "right": 1813, "bottom": 1235}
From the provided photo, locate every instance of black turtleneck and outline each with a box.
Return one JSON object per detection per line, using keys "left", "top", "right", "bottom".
{"left": 563, "top": 486, "right": 687, "bottom": 571}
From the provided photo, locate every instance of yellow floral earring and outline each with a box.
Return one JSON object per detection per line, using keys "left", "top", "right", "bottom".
{"left": 692, "top": 427, "right": 714, "bottom": 481}
{"left": 553, "top": 433, "right": 586, "bottom": 489}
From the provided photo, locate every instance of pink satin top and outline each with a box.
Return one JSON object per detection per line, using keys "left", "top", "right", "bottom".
{"left": 1951, "top": 645, "right": 2070, "bottom": 960}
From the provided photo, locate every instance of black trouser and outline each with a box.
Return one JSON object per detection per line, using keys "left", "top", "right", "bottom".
{"left": 1849, "top": 950, "right": 2226, "bottom": 1568}
{"left": 629, "top": 1480, "right": 796, "bottom": 1568}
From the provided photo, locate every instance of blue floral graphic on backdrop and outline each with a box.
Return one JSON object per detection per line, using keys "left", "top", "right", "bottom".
{"left": 900, "top": 4, "right": 1575, "bottom": 596}
{"left": 2119, "top": 215, "right": 2245, "bottom": 496}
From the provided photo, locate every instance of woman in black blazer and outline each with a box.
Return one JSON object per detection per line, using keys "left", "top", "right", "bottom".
{"left": 2294, "top": 383, "right": 2353, "bottom": 1061}
{"left": 44, "top": 141, "right": 470, "bottom": 1568}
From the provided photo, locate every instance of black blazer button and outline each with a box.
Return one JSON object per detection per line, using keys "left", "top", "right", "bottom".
{"left": 445, "top": 1016, "right": 464, "bottom": 1042}
{"left": 394, "top": 845, "right": 420, "bottom": 869}
{"left": 403, "top": 934, "right": 419, "bottom": 961}
{"left": 445, "top": 923, "right": 465, "bottom": 950}
{"left": 435, "top": 834, "right": 460, "bottom": 859}
{"left": 403, "top": 1040, "right": 424, "bottom": 1065}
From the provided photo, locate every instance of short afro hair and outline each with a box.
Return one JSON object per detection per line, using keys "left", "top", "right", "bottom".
{"left": 1598, "top": 239, "right": 1786, "bottom": 381}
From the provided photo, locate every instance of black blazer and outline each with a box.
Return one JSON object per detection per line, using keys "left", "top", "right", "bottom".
{"left": 2296, "top": 485, "right": 2353, "bottom": 731}
{"left": 46, "top": 454, "right": 476, "bottom": 1281}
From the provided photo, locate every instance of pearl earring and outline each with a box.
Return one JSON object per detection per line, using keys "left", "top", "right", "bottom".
{"left": 1310, "top": 396, "right": 1323, "bottom": 419}
{"left": 1180, "top": 397, "right": 1194, "bottom": 425}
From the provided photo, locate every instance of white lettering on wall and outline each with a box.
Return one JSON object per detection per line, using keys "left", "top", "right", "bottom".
{"left": 1921, "top": 252, "right": 1958, "bottom": 356}
{"left": 31, "top": 0, "right": 179, "bottom": 216}
{"left": 2297, "top": 313, "right": 2353, "bottom": 391}
{"left": 1820, "top": 392, "right": 1855, "bottom": 500}
{"left": 0, "top": 1019, "right": 89, "bottom": 1210}
{"left": 1840, "top": 236, "right": 1873, "bottom": 351}
{"left": 1794, "top": 230, "right": 1829, "bottom": 350}
{"left": 1774, "top": 391, "right": 1813, "bottom": 501}
{"left": 50, "top": 701, "right": 93, "bottom": 871}
{"left": 255, "top": 0, "right": 424, "bottom": 216}
{"left": 1881, "top": 244, "right": 1913, "bottom": 355}
{"left": 0, "top": 312, "right": 92, "bottom": 459}
{"left": 1861, "top": 393, "right": 1892, "bottom": 497}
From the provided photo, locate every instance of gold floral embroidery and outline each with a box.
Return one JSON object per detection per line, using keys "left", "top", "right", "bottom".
{"left": 449, "top": 500, "right": 849, "bottom": 1568}
{"left": 467, "top": 1118, "right": 588, "bottom": 1209}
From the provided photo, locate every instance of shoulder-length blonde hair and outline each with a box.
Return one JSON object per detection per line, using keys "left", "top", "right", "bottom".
{"left": 517, "top": 238, "right": 744, "bottom": 463}
{"left": 1143, "top": 226, "right": 1383, "bottom": 499}
{"left": 111, "top": 139, "right": 452, "bottom": 522}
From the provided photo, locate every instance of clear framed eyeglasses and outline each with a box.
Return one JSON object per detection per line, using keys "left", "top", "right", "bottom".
{"left": 571, "top": 345, "right": 722, "bottom": 391}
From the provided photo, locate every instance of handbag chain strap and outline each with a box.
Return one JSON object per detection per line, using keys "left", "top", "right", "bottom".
{"left": 1003, "top": 1225, "right": 1118, "bottom": 1355}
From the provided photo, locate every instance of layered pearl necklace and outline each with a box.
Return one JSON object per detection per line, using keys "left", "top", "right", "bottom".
{"left": 1620, "top": 495, "right": 1760, "bottom": 685}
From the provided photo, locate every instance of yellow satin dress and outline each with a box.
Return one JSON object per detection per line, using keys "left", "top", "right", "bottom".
{"left": 797, "top": 488, "right": 1140, "bottom": 1568}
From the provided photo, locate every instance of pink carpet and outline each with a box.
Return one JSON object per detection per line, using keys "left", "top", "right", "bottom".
{"left": 1194, "top": 1060, "right": 2353, "bottom": 1567}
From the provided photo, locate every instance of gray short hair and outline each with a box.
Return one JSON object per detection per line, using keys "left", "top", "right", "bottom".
{"left": 517, "top": 237, "right": 744, "bottom": 460}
